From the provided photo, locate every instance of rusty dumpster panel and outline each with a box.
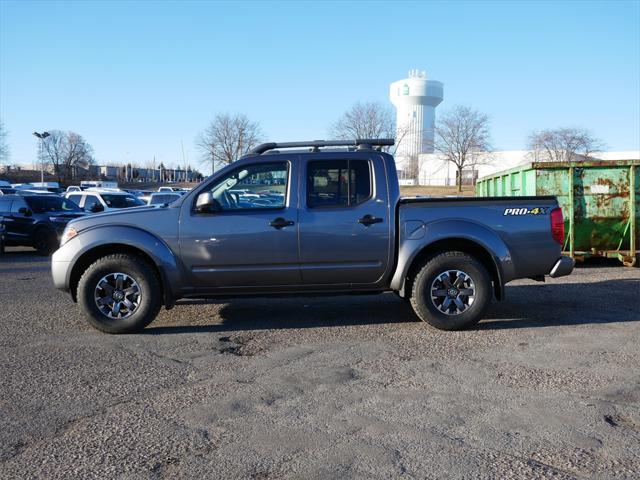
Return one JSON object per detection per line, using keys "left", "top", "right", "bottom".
{"left": 477, "top": 160, "right": 639, "bottom": 264}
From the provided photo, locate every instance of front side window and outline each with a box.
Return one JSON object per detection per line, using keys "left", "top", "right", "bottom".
{"left": 307, "top": 160, "right": 371, "bottom": 208}
{"left": 205, "top": 162, "right": 288, "bottom": 211}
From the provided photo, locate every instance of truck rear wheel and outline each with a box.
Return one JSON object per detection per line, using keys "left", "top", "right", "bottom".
{"left": 77, "top": 253, "right": 161, "bottom": 334}
{"left": 410, "top": 251, "right": 492, "bottom": 330}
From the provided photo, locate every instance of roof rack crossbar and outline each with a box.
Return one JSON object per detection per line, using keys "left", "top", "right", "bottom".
{"left": 247, "top": 138, "right": 394, "bottom": 156}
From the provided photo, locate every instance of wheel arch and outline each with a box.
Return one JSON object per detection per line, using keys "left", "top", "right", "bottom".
{"left": 398, "top": 237, "right": 506, "bottom": 301}
{"left": 69, "top": 244, "right": 170, "bottom": 304}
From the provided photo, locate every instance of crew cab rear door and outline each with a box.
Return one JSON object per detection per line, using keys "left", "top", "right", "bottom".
{"left": 299, "top": 153, "right": 391, "bottom": 285}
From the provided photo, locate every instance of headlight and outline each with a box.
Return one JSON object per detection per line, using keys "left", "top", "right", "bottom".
{"left": 60, "top": 227, "right": 78, "bottom": 246}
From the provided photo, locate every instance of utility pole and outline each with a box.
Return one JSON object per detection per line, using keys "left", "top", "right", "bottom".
{"left": 181, "top": 141, "right": 187, "bottom": 182}
{"left": 32, "top": 131, "right": 50, "bottom": 183}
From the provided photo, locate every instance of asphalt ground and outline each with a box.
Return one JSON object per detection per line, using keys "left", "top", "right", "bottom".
{"left": 0, "top": 247, "right": 639, "bottom": 479}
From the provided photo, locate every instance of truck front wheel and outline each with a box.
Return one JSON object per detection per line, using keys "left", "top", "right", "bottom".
{"left": 410, "top": 251, "right": 492, "bottom": 330}
{"left": 77, "top": 254, "right": 162, "bottom": 334}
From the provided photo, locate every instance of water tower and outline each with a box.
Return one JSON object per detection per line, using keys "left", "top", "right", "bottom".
{"left": 389, "top": 69, "right": 444, "bottom": 174}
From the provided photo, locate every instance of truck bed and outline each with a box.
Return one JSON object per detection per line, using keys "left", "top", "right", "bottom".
{"left": 396, "top": 195, "right": 562, "bottom": 283}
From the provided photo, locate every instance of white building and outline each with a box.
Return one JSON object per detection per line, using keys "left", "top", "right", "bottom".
{"left": 417, "top": 150, "right": 640, "bottom": 186}
{"left": 389, "top": 69, "right": 443, "bottom": 177}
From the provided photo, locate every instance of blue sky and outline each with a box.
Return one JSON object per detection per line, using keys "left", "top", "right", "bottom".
{"left": 1, "top": 0, "right": 639, "bottom": 173}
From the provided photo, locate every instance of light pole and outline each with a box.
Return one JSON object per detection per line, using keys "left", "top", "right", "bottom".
{"left": 33, "top": 131, "right": 50, "bottom": 184}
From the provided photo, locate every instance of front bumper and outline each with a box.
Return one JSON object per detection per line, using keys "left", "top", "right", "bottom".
{"left": 51, "top": 240, "right": 76, "bottom": 292}
{"left": 549, "top": 256, "right": 575, "bottom": 278}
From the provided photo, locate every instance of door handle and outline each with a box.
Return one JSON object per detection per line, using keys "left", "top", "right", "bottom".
{"left": 358, "top": 214, "right": 384, "bottom": 226}
{"left": 269, "top": 217, "right": 295, "bottom": 229}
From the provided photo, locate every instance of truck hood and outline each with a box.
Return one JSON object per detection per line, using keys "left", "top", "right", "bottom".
{"left": 67, "top": 205, "right": 176, "bottom": 232}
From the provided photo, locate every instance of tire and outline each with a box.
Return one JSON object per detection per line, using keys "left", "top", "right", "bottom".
{"left": 77, "top": 253, "right": 162, "bottom": 333}
{"left": 33, "top": 228, "right": 58, "bottom": 256}
{"left": 409, "top": 251, "right": 492, "bottom": 331}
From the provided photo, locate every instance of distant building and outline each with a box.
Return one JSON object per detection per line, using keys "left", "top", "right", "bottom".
{"left": 417, "top": 150, "right": 640, "bottom": 186}
{"left": 90, "top": 164, "right": 200, "bottom": 183}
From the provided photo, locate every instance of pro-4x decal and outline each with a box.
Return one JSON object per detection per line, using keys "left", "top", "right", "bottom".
{"left": 503, "top": 207, "right": 549, "bottom": 216}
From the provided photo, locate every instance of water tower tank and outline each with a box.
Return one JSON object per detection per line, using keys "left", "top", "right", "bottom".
{"left": 389, "top": 69, "right": 444, "bottom": 168}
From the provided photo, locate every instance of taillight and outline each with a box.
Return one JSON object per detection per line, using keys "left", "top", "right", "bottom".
{"left": 550, "top": 207, "right": 564, "bottom": 245}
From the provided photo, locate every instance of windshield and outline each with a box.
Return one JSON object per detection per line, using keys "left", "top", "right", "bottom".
{"left": 102, "top": 194, "right": 145, "bottom": 208}
{"left": 25, "top": 196, "right": 82, "bottom": 213}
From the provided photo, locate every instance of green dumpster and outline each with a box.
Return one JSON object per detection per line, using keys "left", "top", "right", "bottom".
{"left": 476, "top": 160, "right": 639, "bottom": 266}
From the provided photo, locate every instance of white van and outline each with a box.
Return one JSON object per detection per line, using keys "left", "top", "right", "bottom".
{"left": 65, "top": 189, "right": 145, "bottom": 213}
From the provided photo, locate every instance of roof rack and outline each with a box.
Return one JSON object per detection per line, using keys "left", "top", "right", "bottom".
{"left": 246, "top": 138, "right": 394, "bottom": 156}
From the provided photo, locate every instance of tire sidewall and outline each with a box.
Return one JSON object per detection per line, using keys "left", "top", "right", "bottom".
{"left": 78, "top": 255, "right": 160, "bottom": 333}
{"left": 412, "top": 252, "right": 491, "bottom": 330}
{"left": 34, "top": 228, "right": 56, "bottom": 256}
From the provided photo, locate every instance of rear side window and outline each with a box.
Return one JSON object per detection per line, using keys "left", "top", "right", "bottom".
{"left": 102, "top": 194, "right": 144, "bottom": 208}
{"left": 67, "top": 194, "right": 83, "bottom": 206}
{"left": 307, "top": 160, "right": 371, "bottom": 208}
{"left": 84, "top": 195, "right": 102, "bottom": 211}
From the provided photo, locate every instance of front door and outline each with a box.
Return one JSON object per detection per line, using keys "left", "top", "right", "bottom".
{"left": 7, "top": 197, "right": 35, "bottom": 241}
{"left": 298, "top": 154, "right": 391, "bottom": 285}
{"left": 179, "top": 159, "right": 300, "bottom": 289}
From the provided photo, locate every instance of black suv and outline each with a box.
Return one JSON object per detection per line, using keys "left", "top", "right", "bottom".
{"left": 0, "top": 194, "right": 86, "bottom": 255}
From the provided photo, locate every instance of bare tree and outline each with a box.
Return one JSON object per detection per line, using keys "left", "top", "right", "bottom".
{"left": 0, "top": 120, "right": 9, "bottom": 164}
{"left": 329, "top": 101, "right": 396, "bottom": 142}
{"left": 527, "top": 127, "right": 604, "bottom": 163}
{"left": 197, "top": 113, "right": 263, "bottom": 172}
{"left": 41, "top": 130, "right": 94, "bottom": 184}
{"left": 431, "top": 105, "right": 492, "bottom": 192}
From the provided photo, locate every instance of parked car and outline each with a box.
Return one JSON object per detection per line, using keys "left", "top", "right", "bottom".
{"left": 66, "top": 186, "right": 84, "bottom": 193}
{"left": 52, "top": 139, "right": 574, "bottom": 333}
{"left": 0, "top": 187, "right": 17, "bottom": 195}
{"left": 147, "top": 192, "right": 183, "bottom": 205}
{"left": 158, "top": 186, "right": 188, "bottom": 192}
{"left": 0, "top": 194, "right": 85, "bottom": 255}
{"left": 65, "top": 189, "right": 145, "bottom": 213}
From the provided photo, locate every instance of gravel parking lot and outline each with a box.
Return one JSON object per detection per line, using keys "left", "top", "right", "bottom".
{"left": 0, "top": 247, "right": 639, "bottom": 479}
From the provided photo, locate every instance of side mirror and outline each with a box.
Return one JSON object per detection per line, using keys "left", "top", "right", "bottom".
{"left": 89, "top": 204, "right": 104, "bottom": 213}
{"left": 18, "top": 207, "right": 32, "bottom": 216}
{"left": 195, "top": 192, "right": 222, "bottom": 213}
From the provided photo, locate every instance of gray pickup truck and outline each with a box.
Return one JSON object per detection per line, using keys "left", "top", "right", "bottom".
{"left": 52, "top": 139, "right": 574, "bottom": 333}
